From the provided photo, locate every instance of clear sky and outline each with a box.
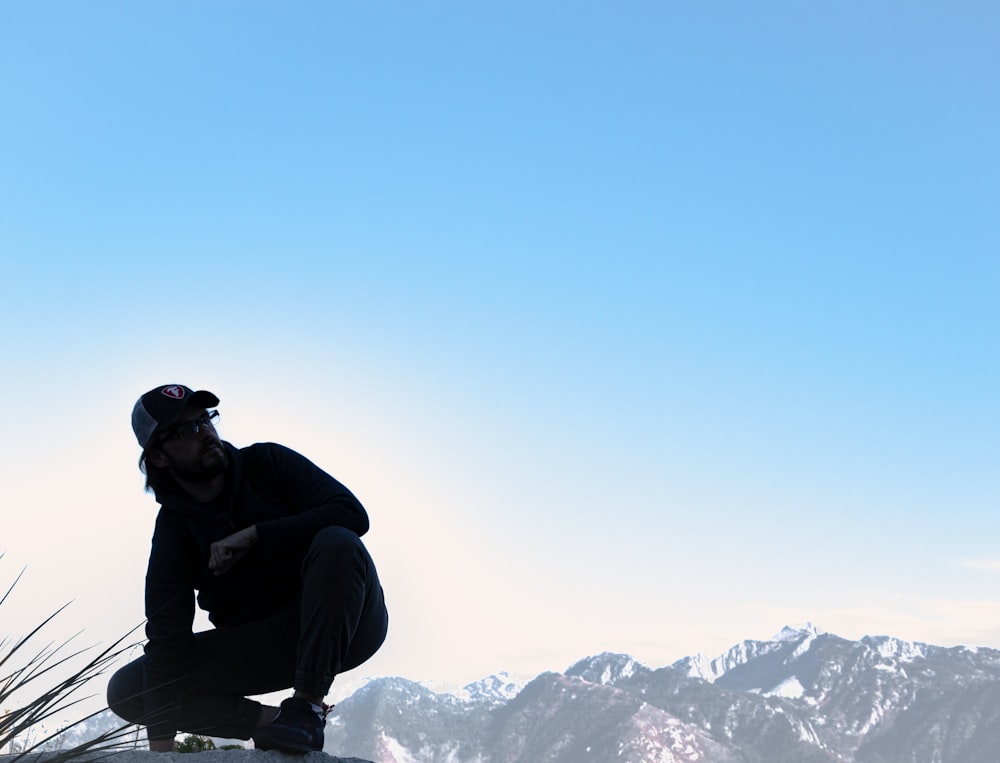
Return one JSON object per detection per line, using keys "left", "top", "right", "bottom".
{"left": 2, "top": 1, "right": 998, "bottom": 709}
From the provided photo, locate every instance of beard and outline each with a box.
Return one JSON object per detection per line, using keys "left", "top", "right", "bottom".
{"left": 165, "top": 443, "right": 229, "bottom": 483}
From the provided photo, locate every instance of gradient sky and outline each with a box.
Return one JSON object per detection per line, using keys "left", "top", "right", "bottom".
{"left": 2, "top": 1, "right": 998, "bottom": 710}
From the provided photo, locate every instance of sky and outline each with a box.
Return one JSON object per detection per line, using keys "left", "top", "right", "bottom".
{"left": 1, "top": 0, "right": 998, "bottom": 714}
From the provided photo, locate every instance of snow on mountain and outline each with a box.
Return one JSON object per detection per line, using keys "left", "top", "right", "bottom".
{"left": 860, "top": 634, "right": 928, "bottom": 663}
{"left": 564, "top": 651, "right": 649, "bottom": 686}
{"left": 773, "top": 622, "right": 823, "bottom": 642}
{"left": 674, "top": 652, "right": 715, "bottom": 681}
{"left": 767, "top": 675, "right": 806, "bottom": 699}
{"left": 671, "top": 624, "right": 824, "bottom": 687}
{"left": 455, "top": 671, "right": 525, "bottom": 705}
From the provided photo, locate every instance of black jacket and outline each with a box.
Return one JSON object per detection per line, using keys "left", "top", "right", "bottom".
{"left": 141, "top": 441, "right": 368, "bottom": 739}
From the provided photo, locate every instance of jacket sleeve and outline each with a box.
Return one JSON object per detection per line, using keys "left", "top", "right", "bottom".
{"left": 248, "top": 443, "right": 370, "bottom": 558}
{"left": 141, "top": 511, "right": 199, "bottom": 741}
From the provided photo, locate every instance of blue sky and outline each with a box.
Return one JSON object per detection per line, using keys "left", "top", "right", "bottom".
{"left": 2, "top": 1, "right": 998, "bottom": 704}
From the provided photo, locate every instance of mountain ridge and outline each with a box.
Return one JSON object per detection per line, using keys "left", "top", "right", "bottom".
{"left": 328, "top": 624, "right": 1000, "bottom": 762}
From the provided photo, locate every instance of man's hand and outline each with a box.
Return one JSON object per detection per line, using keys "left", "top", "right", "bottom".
{"left": 209, "top": 526, "right": 258, "bottom": 576}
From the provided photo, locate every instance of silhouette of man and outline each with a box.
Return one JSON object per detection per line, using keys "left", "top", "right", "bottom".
{"left": 108, "top": 384, "right": 388, "bottom": 753}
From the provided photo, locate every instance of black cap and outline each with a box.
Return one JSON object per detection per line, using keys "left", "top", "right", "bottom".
{"left": 132, "top": 384, "right": 220, "bottom": 448}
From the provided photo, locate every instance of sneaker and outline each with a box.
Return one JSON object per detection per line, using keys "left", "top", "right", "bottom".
{"left": 252, "top": 697, "right": 330, "bottom": 753}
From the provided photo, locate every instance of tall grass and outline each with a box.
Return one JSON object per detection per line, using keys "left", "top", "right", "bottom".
{"left": 1, "top": 563, "right": 142, "bottom": 762}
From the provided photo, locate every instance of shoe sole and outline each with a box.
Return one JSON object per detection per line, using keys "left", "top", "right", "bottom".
{"left": 254, "top": 741, "right": 321, "bottom": 754}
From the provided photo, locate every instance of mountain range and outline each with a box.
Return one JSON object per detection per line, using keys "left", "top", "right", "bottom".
{"left": 39, "top": 624, "right": 1000, "bottom": 762}
{"left": 325, "top": 624, "right": 1000, "bottom": 762}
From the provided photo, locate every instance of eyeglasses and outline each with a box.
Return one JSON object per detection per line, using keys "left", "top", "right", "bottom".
{"left": 160, "top": 410, "right": 220, "bottom": 443}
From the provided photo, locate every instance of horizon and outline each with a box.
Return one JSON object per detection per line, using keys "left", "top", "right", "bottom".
{"left": 3, "top": 1, "right": 998, "bottom": 722}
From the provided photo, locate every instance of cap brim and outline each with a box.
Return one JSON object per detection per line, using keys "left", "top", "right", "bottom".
{"left": 187, "top": 390, "right": 220, "bottom": 409}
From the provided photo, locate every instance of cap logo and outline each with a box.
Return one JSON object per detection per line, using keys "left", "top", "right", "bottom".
{"left": 161, "top": 385, "right": 186, "bottom": 399}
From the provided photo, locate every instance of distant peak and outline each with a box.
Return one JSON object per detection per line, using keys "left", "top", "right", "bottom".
{"left": 773, "top": 623, "right": 823, "bottom": 642}
{"left": 458, "top": 671, "right": 525, "bottom": 704}
{"left": 565, "top": 652, "right": 646, "bottom": 685}
{"left": 676, "top": 653, "right": 715, "bottom": 681}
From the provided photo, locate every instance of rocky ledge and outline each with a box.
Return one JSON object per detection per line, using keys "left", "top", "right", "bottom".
{"left": 1, "top": 752, "right": 373, "bottom": 763}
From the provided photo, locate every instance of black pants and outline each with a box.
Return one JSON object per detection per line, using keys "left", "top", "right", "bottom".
{"left": 107, "top": 526, "right": 388, "bottom": 740}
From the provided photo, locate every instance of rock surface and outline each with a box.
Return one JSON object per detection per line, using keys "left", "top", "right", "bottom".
{"left": 1, "top": 753, "right": 373, "bottom": 763}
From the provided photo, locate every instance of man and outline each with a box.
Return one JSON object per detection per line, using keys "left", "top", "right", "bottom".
{"left": 107, "top": 384, "right": 388, "bottom": 753}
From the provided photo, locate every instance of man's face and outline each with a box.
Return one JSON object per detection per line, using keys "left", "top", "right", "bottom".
{"left": 152, "top": 405, "right": 228, "bottom": 482}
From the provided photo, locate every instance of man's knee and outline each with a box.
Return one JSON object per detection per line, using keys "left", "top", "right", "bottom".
{"left": 303, "top": 526, "right": 376, "bottom": 580}
{"left": 107, "top": 660, "right": 144, "bottom": 723}
{"left": 310, "top": 525, "right": 364, "bottom": 552}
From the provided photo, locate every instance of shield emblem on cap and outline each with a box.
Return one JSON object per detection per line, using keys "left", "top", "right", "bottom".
{"left": 161, "top": 385, "right": 186, "bottom": 399}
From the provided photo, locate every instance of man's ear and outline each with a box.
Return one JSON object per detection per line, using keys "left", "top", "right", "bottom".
{"left": 147, "top": 448, "right": 169, "bottom": 469}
